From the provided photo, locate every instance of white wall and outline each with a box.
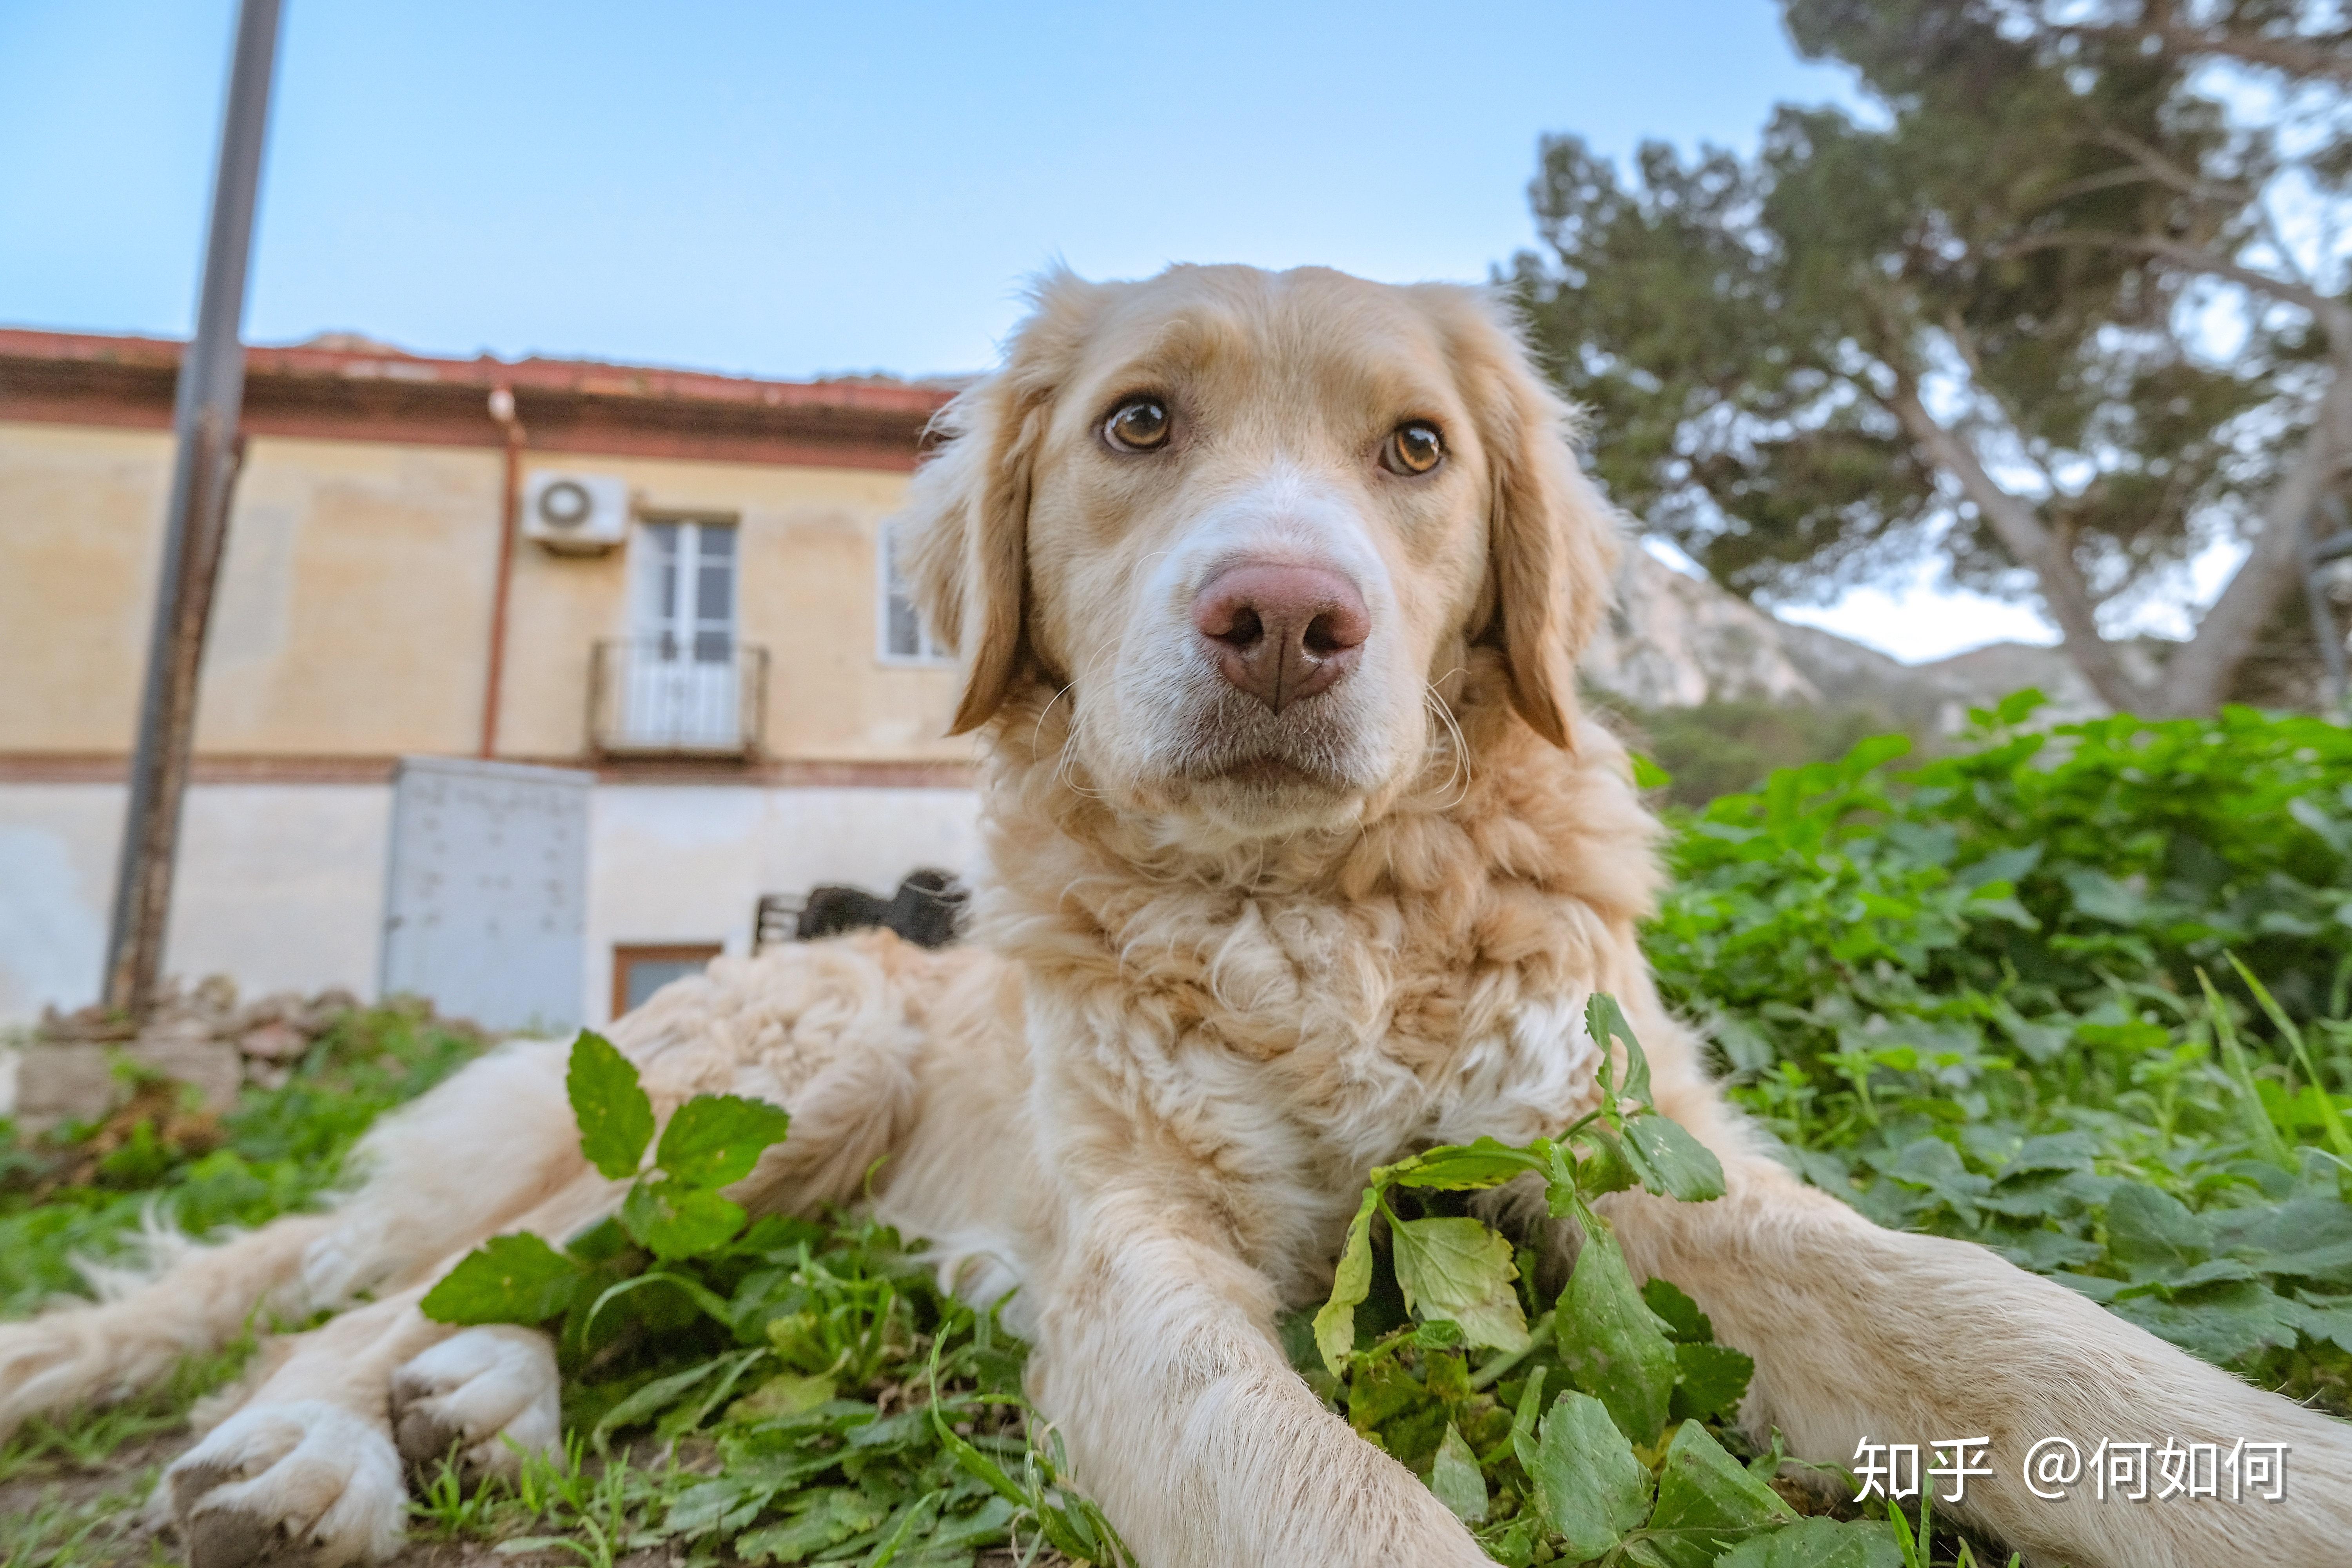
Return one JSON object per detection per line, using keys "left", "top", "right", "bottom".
{"left": 585, "top": 784, "right": 981, "bottom": 1025}
{"left": 0, "top": 786, "right": 116, "bottom": 1022}
{"left": 0, "top": 779, "right": 981, "bottom": 1029}
{"left": 0, "top": 783, "right": 393, "bottom": 1022}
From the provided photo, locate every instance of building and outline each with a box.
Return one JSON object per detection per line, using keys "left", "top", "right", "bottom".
{"left": 0, "top": 328, "right": 984, "bottom": 1029}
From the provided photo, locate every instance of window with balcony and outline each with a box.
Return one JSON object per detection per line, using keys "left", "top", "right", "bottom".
{"left": 590, "top": 515, "right": 768, "bottom": 756}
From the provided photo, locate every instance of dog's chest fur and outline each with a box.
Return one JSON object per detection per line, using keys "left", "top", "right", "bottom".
{"left": 1060, "top": 878, "right": 1604, "bottom": 1294}
{"left": 978, "top": 694, "right": 1657, "bottom": 1300}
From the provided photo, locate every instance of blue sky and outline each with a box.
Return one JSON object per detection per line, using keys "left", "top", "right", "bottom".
{"left": 0, "top": 0, "right": 2060, "bottom": 659}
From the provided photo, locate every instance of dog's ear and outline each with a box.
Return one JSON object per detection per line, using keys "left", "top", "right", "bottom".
{"left": 894, "top": 377, "right": 1035, "bottom": 736}
{"left": 1452, "top": 292, "right": 1621, "bottom": 750}
{"left": 894, "top": 270, "right": 1103, "bottom": 735}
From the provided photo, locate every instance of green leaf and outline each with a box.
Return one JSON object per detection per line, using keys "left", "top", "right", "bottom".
{"left": 727, "top": 1371, "right": 836, "bottom": 1423}
{"left": 1641, "top": 1278, "right": 1713, "bottom": 1343}
{"left": 1556, "top": 1228, "right": 1675, "bottom": 1443}
{"left": 581, "top": 1268, "right": 736, "bottom": 1336}
{"left": 1477, "top": 1517, "right": 1541, "bottom": 1568}
{"left": 1840, "top": 733, "right": 1912, "bottom": 775}
{"left": 1714, "top": 1516, "right": 1906, "bottom": 1568}
{"left": 1528, "top": 1390, "right": 1651, "bottom": 1559}
{"left": 1635, "top": 1420, "right": 1797, "bottom": 1568}
{"left": 1389, "top": 1215, "right": 1530, "bottom": 1353}
{"left": 1587, "top": 993, "right": 1652, "bottom": 1116}
{"left": 1313, "top": 1188, "right": 1380, "bottom": 1374}
{"left": 2112, "top": 1279, "right": 2307, "bottom": 1365}
{"left": 927, "top": 1497, "right": 1018, "bottom": 1554}
{"left": 655, "top": 1346, "right": 768, "bottom": 1444}
{"left": 591, "top": 1356, "right": 734, "bottom": 1446}
{"left": 1670, "top": 1341, "right": 1755, "bottom": 1421}
{"left": 858, "top": 1490, "right": 944, "bottom": 1567}
{"left": 568, "top": 1030, "right": 655, "bottom": 1180}
{"left": 2104, "top": 1183, "right": 2210, "bottom": 1278}
{"left": 664, "top": 1474, "right": 776, "bottom": 1537}
{"left": 1383, "top": 1137, "right": 1546, "bottom": 1191}
{"left": 2290, "top": 1293, "right": 2352, "bottom": 1354}
{"left": 562, "top": 1213, "right": 631, "bottom": 1263}
{"left": 1568, "top": 1124, "right": 1637, "bottom": 1200}
{"left": 2201, "top": 968, "right": 2298, "bottom": 1169}
{"left": 1991, "top": 689, "right": 2045, "bottom": 728}
{"left": 655, "top": 1093, "right": 793, "bottom": 1189}
{"left": 1509, "top": 1366, "right": 1549, "bottom": 1478}
{"left": 1621, "top": 1112, "right": 1728, "bottom": 1201}
{"left": 1428, "top": 1423, "right": 1489, "bottom": 1523}
{"left": 1414, "top": 1317, "right": 1467, "bottom": 1351}
{"left": 2212, "top": 1198, "right": 2352, "bottom": 1285}
{"left": 735, "top": 1488, "right": 891, "bottom": 1564}
{"left": 621, "top": 1176, "right": 747, "bottom": 1259}
{"left": 418, "top": 1232, "right": 583, "bottom": 1325}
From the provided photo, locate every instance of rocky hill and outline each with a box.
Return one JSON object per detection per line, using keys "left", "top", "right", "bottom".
{"left": 1580, "top": 549, "right": 1820, "bottom": 708}
{"left": 1581, "top": 548, "right": 2103, "bottom": 728}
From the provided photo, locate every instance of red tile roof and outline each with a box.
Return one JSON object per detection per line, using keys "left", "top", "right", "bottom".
{"left": 0, "top": 327, "right": 958, "bottom": 470}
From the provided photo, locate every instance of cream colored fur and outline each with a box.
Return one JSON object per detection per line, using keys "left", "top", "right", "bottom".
{"left": 2, "top": 265, "right": 2347, "bottom": 1568}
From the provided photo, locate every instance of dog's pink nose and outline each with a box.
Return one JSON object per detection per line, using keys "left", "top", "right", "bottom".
{"left": 1191, "top": 562, "right": 1369, "bottom": 713}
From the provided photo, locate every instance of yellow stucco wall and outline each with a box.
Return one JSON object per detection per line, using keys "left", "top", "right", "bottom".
{"left": 0, "top": 420, "right": 975, "bottom": 764}
{"left": 205, "top": 437, "right": 504, "bottom": 754}
{"left": 0, "top": 424, "right": 173, "bottom": 749}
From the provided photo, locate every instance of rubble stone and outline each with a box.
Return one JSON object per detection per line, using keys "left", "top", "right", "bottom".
{"left": 236, "top": 1021, "right": 310, "bottom": 1062}
{"left": 13, "top": 1042, "right": 118, "bottom": 1130}
{"left": 8, "top": 975, "right": 378, "bottom": 1132}
{"left": 126, "top": 1019, "right": 243, "bottom": 1113}
{"left": 191, "top": 975, "right": 239, "bottom": 1020}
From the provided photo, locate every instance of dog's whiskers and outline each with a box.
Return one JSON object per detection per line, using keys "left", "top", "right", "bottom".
{"left": 1420, "top": 680, "right": 1472, "bottom": 810}
{"left": 1045, "top": 654, "right": 1118, "bottom": 802}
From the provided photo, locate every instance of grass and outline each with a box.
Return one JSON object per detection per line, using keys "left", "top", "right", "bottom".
{"left": 1, "top": 1000, "right": 481, "bottom": 1319}
{"left": 2, "top": 1468, "right": 177, "bottom": 1568}
{"left": 1, "top": 693, "right": 2346, "bottom": 1566}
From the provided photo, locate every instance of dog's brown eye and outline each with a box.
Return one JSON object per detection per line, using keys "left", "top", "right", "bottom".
{"left": 1105, "top": 397, "right": 1171, "bottom": 452}
{"left": 1384, "top": 421, "right": 1443, "bottom": 475}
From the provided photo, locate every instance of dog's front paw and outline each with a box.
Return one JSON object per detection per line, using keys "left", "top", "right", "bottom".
{"left": 165, "top": 1400, "right": 406, "bottom": 1568}
{"left": 389, "top": 1325, "right": 560, "bottom": 1483}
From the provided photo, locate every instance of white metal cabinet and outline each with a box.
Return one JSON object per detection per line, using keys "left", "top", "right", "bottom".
{"left": 380, "top": 756, "right": 591, "bottom": 1033}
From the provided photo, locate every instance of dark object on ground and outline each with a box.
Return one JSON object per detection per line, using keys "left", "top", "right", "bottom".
{"left": 795, "top": 869, "right": 965, "bottom": 948}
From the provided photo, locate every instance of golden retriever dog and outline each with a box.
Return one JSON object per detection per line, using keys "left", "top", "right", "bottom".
{"left": 4, "top": 265, "right": 2348, "bottom": 1568}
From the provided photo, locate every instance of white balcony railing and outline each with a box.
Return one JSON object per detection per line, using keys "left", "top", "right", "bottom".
{"left": 589, "top": 638, "right": 768, "bottom": 757}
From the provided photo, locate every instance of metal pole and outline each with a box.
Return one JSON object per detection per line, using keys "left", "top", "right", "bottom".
{"left": 103, "top": 0, "right": 284, "bottom": 1014}
{"left": 480, "top": 387, "right": 526, "bottom": 757}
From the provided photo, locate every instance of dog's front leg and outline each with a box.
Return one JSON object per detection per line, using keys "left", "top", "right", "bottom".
{"left": 1023, "top": 1191, "right": 1487, "bottom": 1568}
{"left": 1606, "top": 1146, "right": 2352, "bottom": 1568}
{"left": 162, "top": 1166, "right": 622, "bottom": 1567}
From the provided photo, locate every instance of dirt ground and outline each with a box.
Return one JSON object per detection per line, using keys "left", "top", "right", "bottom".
{"left": 2, "top": 1425, "right": 1066, "bottom": 1568}
{"left": 1, "top": 1430, "right": 576, "bottom": 1568}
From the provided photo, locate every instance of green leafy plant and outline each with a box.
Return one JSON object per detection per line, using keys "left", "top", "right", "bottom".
{"left": 1304, "top": 996, "right": 1927, "bottom": 1566}
{"left": 0, "top": 1000, "right": 481, "bottom": 1319}
{"left": 421, "top": 1030, "right": 793, "bottom": 1326}
{"left": 1644, "top": 701, "right": 2352, "bottom": 1416}
{"left": 7, "top": 699, "right": 2346, "bottom": 1568}
{"left": 416, "top": 1031, "right": 1128, "bottom": 1566}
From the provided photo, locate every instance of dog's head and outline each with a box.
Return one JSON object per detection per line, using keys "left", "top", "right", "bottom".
{"left": 895, "top": 264, "right": 1620, "bottom": 840}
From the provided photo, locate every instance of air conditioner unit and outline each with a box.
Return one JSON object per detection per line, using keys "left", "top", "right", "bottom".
{"left": 521, "top": 471, "right": 630, "bottom": 554}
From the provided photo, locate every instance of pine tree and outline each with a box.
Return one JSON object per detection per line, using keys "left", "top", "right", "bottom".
{"left": 1514, "top": 1, "right": 2352, "bottom": 714}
